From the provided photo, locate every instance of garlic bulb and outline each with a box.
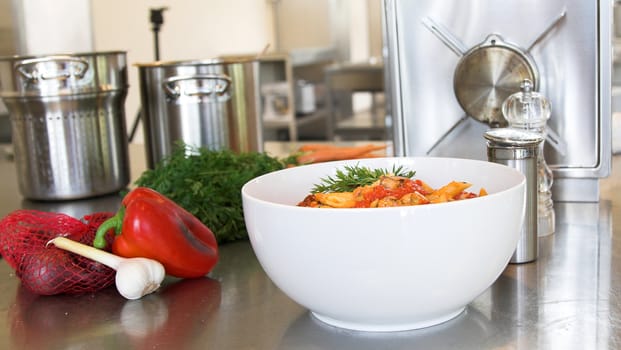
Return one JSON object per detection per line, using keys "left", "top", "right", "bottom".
{"left": 47, "top": 237, "right": 165, "bottom": 300}
{"left": 115, "top": 257, "right": 165, "bottom": 299}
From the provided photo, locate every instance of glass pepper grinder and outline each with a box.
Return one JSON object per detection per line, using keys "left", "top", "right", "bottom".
{"left": 501, "top": 79, "right": 555, "bottom": 237}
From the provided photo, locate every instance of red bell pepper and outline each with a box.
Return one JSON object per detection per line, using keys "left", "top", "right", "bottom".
{"left": 93, "top": 187, "right": 219, "bottom": 278}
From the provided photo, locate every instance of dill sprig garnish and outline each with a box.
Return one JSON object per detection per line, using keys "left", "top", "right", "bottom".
{"left": 311, "top": 164, "right": 416, "bottom": 193}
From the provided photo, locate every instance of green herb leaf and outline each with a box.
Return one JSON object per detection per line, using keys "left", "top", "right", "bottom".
{"left": 311, "top": 164, "right": 416, "bottom": 193}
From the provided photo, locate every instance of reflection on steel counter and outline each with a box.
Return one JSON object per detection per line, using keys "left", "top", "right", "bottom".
{"left": 20, "top": 193, "right": 123, "bottom": 220}
{"left": 7, "top": 277, "right": 221, "bottom": 349}
{"left": 278, "top": 306, "right": 503, "bottom": 350}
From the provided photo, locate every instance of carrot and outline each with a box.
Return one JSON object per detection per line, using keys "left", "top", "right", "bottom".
{"left": 347, "top": 152, "right": 384, "bottom": 159}
{"left": 298, "top": 144, "right": 339, "bottom": 152}
{"left": 296, "top": 144, "right": 387, "bottom": 164}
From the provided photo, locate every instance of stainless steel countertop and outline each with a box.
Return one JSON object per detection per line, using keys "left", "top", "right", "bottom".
{"left": 0, "top": 143, "right": 619, "bottom": 349}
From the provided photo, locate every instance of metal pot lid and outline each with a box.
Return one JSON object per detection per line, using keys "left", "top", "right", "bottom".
{"left": 134, "top": 56, "right": 256, "bottom": 68}
{"left": 483, "top": 127, "right": 544, "bottom": 148}
{"left": 0, "top": 51, "right": 126, "bottom": 62}
{"left": 453, "top": 34, "right": 538, "bottom": 127}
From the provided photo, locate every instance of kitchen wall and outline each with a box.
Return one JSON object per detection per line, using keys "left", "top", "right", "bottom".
{"left": 0, "top": 0, "right": 15, "bottom": 56}
{"left": 0, "top": 0, "right": 93, "bottom": 55}
{"left": 274, "top": 0, "right": 332, "bottom": 52}
{"left": 264, "top": 0, "right": 381, "bottom": 60}
{"left": 12, "top": 0, "right": 93, "bottom": 54}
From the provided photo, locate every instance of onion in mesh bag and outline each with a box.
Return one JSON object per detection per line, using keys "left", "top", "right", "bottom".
{"left": 0, "top": 210, "right": 116, "bottom": 295}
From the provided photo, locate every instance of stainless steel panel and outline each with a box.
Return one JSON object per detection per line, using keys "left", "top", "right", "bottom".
{"left": 383, "top": 0, "right": 612, "bottom": 201}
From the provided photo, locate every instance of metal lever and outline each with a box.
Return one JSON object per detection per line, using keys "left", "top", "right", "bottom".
{"left": 421, "top": 16, "right": 468, "bottom": 57}
{"left": 544, "top": 125, "right": 567, "bottom": 156}
{"left": 425, "top": 115, "right": 469, "bottom": 155}
{"left": 526, "top": 9, "right": 567, "bottom": 52}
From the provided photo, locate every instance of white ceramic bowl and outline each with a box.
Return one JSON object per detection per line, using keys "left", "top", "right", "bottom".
{"left": 242, "top": 157, "right": 525, "bottom": 332}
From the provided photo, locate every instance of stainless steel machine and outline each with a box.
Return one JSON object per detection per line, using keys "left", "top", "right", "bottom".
{"left": 383, "top": 0, "right": 612, "bottom": 202}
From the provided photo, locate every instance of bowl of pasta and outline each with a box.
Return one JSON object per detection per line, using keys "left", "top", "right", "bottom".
{"left": 241, "top": 156, "right": 526, "bottom": 332}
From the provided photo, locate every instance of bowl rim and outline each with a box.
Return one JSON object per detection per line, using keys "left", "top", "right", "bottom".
{"left": 242, "top": 156, "right": 526, "bottom": 212}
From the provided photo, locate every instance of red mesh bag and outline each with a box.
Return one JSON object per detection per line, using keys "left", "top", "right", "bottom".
{"left": 0, "top": 210, "right": 117, "bottom": 295}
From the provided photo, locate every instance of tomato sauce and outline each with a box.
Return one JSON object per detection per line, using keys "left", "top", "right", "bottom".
{"left": 354, "top": 179, "right": 429, "bottom": 208}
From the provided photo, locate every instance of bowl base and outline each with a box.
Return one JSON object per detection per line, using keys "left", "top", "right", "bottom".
{"left": 310, "top": 307, "right": 466, "bottom": 332}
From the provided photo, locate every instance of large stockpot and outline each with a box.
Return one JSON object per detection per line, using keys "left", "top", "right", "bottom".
{"left": 0, "top": 51, "right": 130, "bottom": 200}
{"left": 136, "top": 57, "right": 263, "bottom": 168}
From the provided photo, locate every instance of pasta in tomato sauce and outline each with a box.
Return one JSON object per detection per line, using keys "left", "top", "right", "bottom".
{"left": 298, "top": 175, "right": 487, "bottom": 208}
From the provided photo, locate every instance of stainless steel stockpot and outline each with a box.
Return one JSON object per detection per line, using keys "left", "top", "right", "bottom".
{"left": 136, "top": 57, "right": 263, "bottom": 168}
{"left": 0, "top": 51, "right": 130, "bottom": 200}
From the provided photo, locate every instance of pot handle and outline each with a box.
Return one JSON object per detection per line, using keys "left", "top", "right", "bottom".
{"left": 14, "top": 56, "right": 89, "bottom": 82}
{"left": 162, "top": 75, "right": 232, "bottom": 99}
